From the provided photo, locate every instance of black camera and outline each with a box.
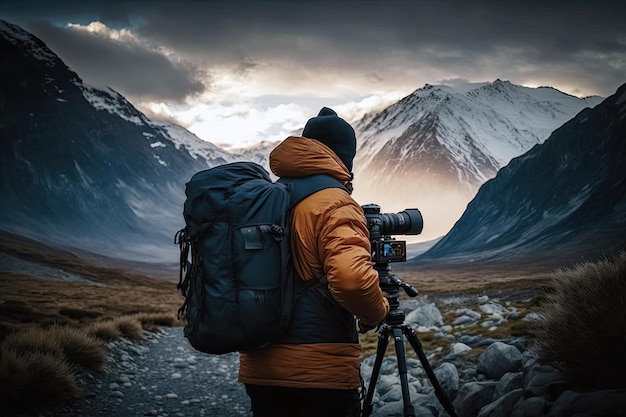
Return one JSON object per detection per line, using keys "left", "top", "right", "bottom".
{"left": 362, "top": 204, "right": 423, "bottom": 264}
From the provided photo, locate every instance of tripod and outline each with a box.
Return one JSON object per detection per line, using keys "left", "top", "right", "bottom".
{"left": 361, "top": 263, "right": 459, "bottom": 417}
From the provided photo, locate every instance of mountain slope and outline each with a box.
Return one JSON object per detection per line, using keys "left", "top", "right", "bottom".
{"left": 350, "top": 81, "right": 603, "bottom": 241}
{"left": 416, "top": 82, "right": 626, "bottom": 264}
{"left": 0, "top": 20, "right": 242, "bottom": 262}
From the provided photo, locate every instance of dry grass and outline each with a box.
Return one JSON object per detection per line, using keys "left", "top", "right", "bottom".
{"left": 0, "top": 349, "right": 82, "bottom": 412}
{"left": 391, "top": 260, "right": 556, "bottom": 297}
{"left": 0, "top": 233, "right": 183, "bottom": 414}
{"left": 2, "top": 325, "right": 108, "bottom": 372}
{"left": 531, "top": 250, "right": 626, "bottom": 388}
{"left": 0, "top": 314, "right": 178, "bottom": 414}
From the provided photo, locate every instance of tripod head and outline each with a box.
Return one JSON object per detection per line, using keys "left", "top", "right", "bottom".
{"left": 374, "top": 261, "right": 419, "bottom": 326}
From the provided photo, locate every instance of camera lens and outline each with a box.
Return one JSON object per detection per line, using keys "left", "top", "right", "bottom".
{"left": 381, "top": 209, "right": 423, "bottom": 235}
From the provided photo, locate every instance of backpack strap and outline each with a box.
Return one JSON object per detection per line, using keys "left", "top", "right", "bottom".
{"left": 278, "top": 174, "right": 348, "bottom": 209}
{"left": 277, "top": 175, "right": 348, "bottom": 295}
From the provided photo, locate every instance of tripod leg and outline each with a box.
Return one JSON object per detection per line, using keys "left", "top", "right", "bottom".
{"left": 362, "top": 326, "right": 391, "bottom": 417}
{"left": 392, "top": 327, "right": 416, "bottom": 417}
{"left": 402, "top": 324, "right": 459, "bottom": 417}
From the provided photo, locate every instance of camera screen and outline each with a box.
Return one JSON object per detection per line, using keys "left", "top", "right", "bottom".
{"left": 375, "top": 240, "right": 406, "bottom": 263}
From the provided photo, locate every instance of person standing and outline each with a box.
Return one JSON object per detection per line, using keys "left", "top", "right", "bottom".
{"left": 238, "top": 107, "right": 389, "bottom": 417}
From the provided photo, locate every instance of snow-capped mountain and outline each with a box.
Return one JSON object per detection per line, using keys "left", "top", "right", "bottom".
{"left": 231, "top": 140, "right": 280, "bottom": 176}
{"left": 350, "top": 81, "right": 603, "bottom": 241}
{"left": 416, "top": 82, "right": 626, "bottom": 265}
{"left": 0, "top": 20, "right": 243, "bottom": 262}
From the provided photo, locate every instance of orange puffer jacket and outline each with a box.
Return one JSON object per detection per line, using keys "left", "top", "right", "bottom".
{"left": 238, "top": 136, "right": 390, "bottom": 389}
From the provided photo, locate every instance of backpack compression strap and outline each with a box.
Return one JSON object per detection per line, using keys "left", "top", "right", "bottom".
{"left": 278, "top": 174, "right": 348, "bottom": 209}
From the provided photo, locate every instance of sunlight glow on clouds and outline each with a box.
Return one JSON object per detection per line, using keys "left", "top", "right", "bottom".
{"left": 40, "top": 1, "right": 623, "bottom": 150}
{"left": 67, "top": 21, "right": 138, "bottom": 43}
{"left": 62, "top": 21, "right": 406, "bottom": 148}
{"left": 65, "top": 21, "right": 408, "bottom": 149}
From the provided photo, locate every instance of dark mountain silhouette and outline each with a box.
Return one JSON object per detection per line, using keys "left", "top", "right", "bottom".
{"left": 416, "top": 82, "right": 626, "bottom": 265}
{"left": 0, "top": 20, "right": 238, "bottom": 262}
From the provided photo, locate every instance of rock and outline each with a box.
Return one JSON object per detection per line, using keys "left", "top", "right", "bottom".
{"left": 494, "top": 372, "right": 523, "bottom": 399}
{"left": 434, "top": 362, "right": 460, "bottom": 400}
{"left": 522, "top": 312, "right": 543, "bottom": 322}
{"left": 479, "top": 302, "right": 509, "bottom": 316}
{"left": 458, "top": 335, "right": 483, "bottom": 346}
{"left": 511, "top": 396, "right": 550, "bottom": 417}
{"left": 442, "top": 343, "right": 472, "bottom": 362}
{"left": 452, "top": 381, "right": 497, "bottom": 417}
{"left": 453, "top": 315, "right": 478, "bottom": 326}
{"left": 372, "top": 401, "right": 435, "bottom": 417}
{"left": 477, "top": 295, "right": 490, "bottom": 304}
{"left": 477, "top": 342, "right": 523, "bottom": 379}
{"left": 523, "top": 364, "right": 568, "bottom": 398}
{"left": 548, "top": 389, "right": 626, "bottom": 417}
{"left": 406, "top": 303, "right": 444, "bottom": 328}
{"left": 477, "top": 388, "right": 524, "bottom": 417}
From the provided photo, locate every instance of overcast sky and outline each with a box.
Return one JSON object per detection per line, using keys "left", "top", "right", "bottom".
{"left": 2, "top": 0, "right": 625, "bottom": 148}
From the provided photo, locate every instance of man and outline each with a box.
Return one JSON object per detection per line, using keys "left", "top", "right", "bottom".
{"left": 239, "top": 107, "right": 390, "bottom": 417}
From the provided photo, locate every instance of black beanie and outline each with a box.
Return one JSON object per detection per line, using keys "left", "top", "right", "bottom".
{"left": 302, "top": 107, "right": 357, "bottom": 172}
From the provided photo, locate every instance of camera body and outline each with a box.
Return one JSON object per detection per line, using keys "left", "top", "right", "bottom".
{"left": 362, "top": 204, "right": 423, "bottom": 264}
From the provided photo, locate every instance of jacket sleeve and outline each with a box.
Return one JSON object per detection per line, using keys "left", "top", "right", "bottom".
{"left": 318, "top": 199, "right": 390, "bottom": 326}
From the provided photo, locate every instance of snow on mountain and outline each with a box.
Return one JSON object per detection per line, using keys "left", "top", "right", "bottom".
{"left": 416, "top": 82, "right": 626, "bottom": 265}
{"left": 230, "top": 140, "right": 280, "bottom": 175}
{"left": 147, "top": 119, "right": 244, "bottom": 165}
{"left": 350, "top": 80, "right": 603, "bottom": 241}
{"left": 78, "top": 81, "right": 242, "bottom": 167}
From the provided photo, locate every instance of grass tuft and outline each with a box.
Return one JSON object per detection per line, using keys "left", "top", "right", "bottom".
{"left": 53, "top": 325, "right": 108, "bottom": 372}
{"left": 0, "top": 313, "right": 171, "bottom": 414}
{"left": 2, "top": 325, "right": 63, "bottom": 355}
{"left": 113, "top": 316, "right": 145, "bottom": 340}
{"left": 85, "top": 320, "right": 123, "bottom": 342}
{"left": 0, "top": 349, "right": 82, "bottom": 413}
{"left": 531, "top": 250, "right": 626, "bottom": 388}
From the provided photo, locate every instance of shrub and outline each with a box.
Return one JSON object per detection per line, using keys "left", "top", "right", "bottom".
{"left": 53, "top": 325, "right": 108, "bottom": 372}
{"left": 134, "top": 312, "right": 179, "bottom": 332}
{"left": 1, "top": 324, "right": 107, "bottom": 372}
{"left": 0, "top": 349, "right": 81, "bottom": 412}
{"left": 1, "top": 325, "right": 62, "bottom": 355}
{"left": 113, "top": 316, "right": 145, "bottom": 340}
{"left": 86, "top": 320, "right": 123, "bottom": 342}
{"left": 531, "top": 250, "right": 626, "bottom": 388}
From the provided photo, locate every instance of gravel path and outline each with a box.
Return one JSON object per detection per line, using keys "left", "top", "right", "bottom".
{"left": 42, "top": 327, "right": 252, "bottom": 417}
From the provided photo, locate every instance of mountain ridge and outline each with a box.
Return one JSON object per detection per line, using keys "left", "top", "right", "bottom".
{"left": 350, "top": 79, "right": 603, "bottom": 241}
{"left": 415, "top": 82, "right": 626, "bottom": 265}
{"left": 1, "top": 18, "right": 620, "bottom": 267}
{"left": 0, "top": 19, "right": 239, "bottom": 262}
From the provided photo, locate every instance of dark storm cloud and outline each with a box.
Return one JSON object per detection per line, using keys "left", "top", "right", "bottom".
{"left": 119, "top": 1, "right": 626, "bottom": 96}
{"left": 2, "top": 0, "right": 625, "bottom": 99}
{"left": 20, "top": 19, "right": 205, "bottom": 102}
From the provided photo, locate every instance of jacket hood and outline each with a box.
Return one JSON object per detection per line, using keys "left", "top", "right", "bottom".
{"left": 269, "top": 136, "right": 352, "bottom": 183}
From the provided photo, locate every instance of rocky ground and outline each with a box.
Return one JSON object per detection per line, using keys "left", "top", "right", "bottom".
{"left": 29, "top": 291, "right": 626, "bottom": 417}
{"left": 4, "top": 233, "right": 624, "bottom": 416}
